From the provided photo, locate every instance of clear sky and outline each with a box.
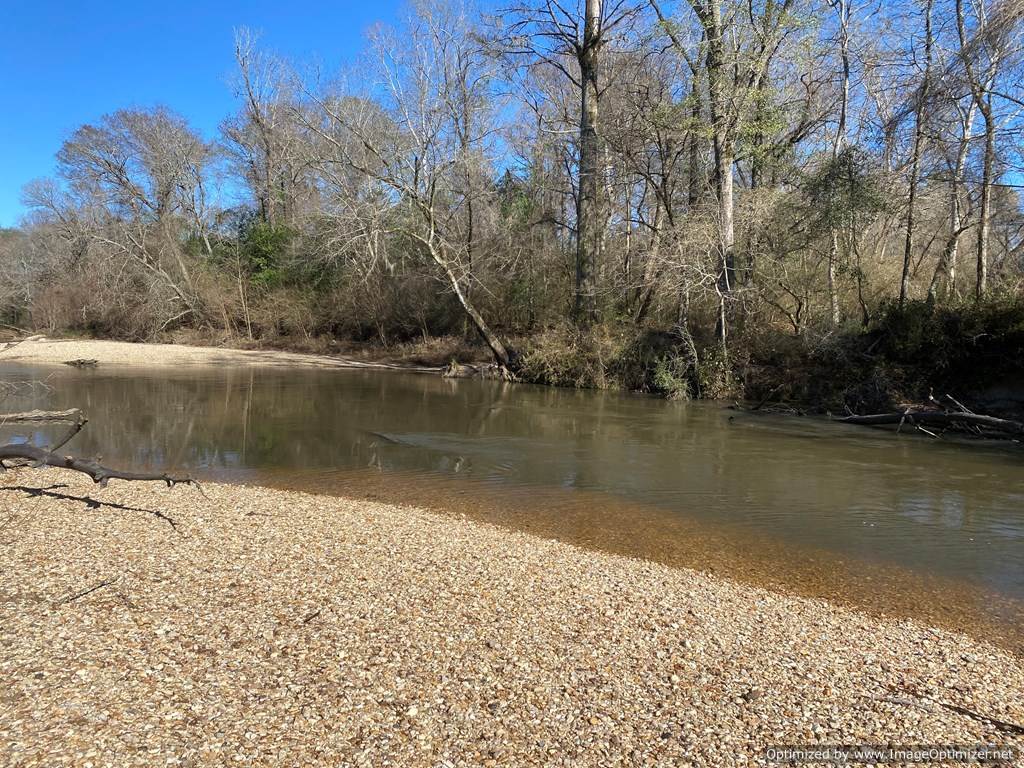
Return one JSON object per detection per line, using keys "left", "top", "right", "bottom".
{"left": 0, "top": 1, "right": 405, "bottom": 228}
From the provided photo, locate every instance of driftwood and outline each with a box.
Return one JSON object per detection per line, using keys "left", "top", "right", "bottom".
{"left": 442, "top": 361, "right": 515, "bottom": 381}
{"left": 0, "top": 443, "right": 194, "bottom": 488}
{"left": 0, "top": 442, "right": 195, "bottom": 488}
{"left": 64, "top": 359, "right": 98, "bottom": 368}
{"left": 835, "top": 404, "right": 1024, "bottom": 439}
{"left": 0, "top": 408, "right": 193, "bottom": 488}
{"left": 0, "top": 342, "right": 186, "bottom": 488}
{"left": 0, "top": 408, "right": 83, "bottom": 423}
{"left": 0, "top": 334, "right": 44, "bottom": 354}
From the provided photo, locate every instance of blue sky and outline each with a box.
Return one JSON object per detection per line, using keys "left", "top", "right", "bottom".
{"left": 0, "top": 1, "right": 404, "bottom": 228}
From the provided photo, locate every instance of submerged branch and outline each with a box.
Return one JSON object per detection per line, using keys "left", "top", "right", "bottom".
{"left": 0, "top": 408, "right": 84, "bottom": 424}
{"left": 834, "top": 409, "right": 1024, "bottom": 437}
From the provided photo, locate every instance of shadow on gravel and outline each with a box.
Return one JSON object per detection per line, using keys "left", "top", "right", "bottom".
{"left": 1, "top": 483, "right": 179, "bottom": 529}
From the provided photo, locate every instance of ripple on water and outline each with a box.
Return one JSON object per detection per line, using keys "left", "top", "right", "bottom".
{"left": 2, "top": 361, "right": 1023, "bottom": 653}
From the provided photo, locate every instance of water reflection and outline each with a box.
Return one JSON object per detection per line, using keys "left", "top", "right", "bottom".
{"left": 2, "top": 362, "right": 1023, "bottom": 648}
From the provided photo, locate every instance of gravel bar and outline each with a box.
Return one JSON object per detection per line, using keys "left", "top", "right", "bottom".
{"left": 1, "top": 469, "right": 1021, "bottom": 767}
{"left": 0, "top": 336, "right": 434, "bottom": 371}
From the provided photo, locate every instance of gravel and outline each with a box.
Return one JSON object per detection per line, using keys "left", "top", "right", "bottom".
{"left": 1, "top": 336, "right": 429, "bottom": 371}
{"left": 1, "top": 469, "right": 1021, "bottom": 767}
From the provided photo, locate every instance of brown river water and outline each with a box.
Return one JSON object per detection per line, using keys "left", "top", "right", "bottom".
{"left": 2, "top": 362, "right": 1022, "bottom": 652}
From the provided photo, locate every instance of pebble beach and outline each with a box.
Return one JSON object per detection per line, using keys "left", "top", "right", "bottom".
{"left": 1, "top": 469, "right": 1021, "bottom": 767}
{"left": 0, "top": 336, "right": 433, "bottom": 371}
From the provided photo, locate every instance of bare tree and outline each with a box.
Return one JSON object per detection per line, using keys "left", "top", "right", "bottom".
{"left": 4, "top": 0, "right": 1024, "bottom": 391}
{"left": 506, "top": 0, "right": 645, "bottom": 325}
{"left": 826, "top": 0, "right": 853, "bottom": 325}
{"left": 653, "top": 0, "right": 800, "bottom": 351}
{"left": 299, "top": 0, "right": 518, "bottom": 368}
{"left": 955, "top": 0, "right": 1021, "bottom": 298}
{"left": 28, "top": 108, "right": 216, "bottom": 332}
{"left": 899, "top": 0, "right": 934, "bottom": 306}
{"left": 928, "top": 54, "right": 979, "bottom": 302}
{"left": 222, "top": 29, "right": 310, "bottom": 229}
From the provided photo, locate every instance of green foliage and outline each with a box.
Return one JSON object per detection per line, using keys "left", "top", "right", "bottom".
{"left": 242, "top": 220, "right": 294, "bottom": 288}
{"left": 694, "top": 345, "right": 736, "bottom": 400}
{"left": 610, "top": 329, "right": 693, "bottom": 394}
{"left": 520, "top": 324, "right": 726, "bottom": 400}
{"left": 497, "top": 171, "right": 536, "bottom": 224}
{"left": 652, "top": 354, "right": 692, "bottom": 401}
{"left": 650, "top": 96, "right": 702, "bottom": 136}
{"left": 520, "top": 325, "right": 689, "bottom": 391}
{"left": 804, "top": 146, "right": 889, "bottom": 232}
{"left": 868, "top": 297, "right": 1024, "bottom": 384}
{"left": 778, "top": 297, "right": 1024, "bottom": 413}
{"left": 737, "top": 87, "right": 786, "bottom": 147}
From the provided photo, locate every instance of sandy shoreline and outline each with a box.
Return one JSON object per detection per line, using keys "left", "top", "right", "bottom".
{"left": 0, "top": 336, "right": 440, "bottom": 372}
{"left": 1, "top": 470, "right": 1021, "bottom": 767}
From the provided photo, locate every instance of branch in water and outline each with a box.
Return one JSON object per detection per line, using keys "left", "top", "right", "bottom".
{"left": 834, "top": 409, "right": 1024, "bottom": 437}
{"left": 0, "top": 408, "right": 84, "bottom": 423}
{"left": 0, "top": 409, "right": 88, "bottom": 452}
{"left": 0, "top": 443, "right": 194, "bottom": 489}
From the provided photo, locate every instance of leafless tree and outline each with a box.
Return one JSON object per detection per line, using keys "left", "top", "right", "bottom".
{"left": 25, "top": 108, "right": 217, "bottom": 333}
{"left": 505, "top": 0, "right": 646, "bottom": 325}
{"left": 299, "top": 0, "right": 517, "bottom": 368}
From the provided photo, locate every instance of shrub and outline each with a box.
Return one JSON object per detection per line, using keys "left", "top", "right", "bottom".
{"left": 241, "top": 221, "right": 294, "bottom": 288}
{"left": 519, "top": 324, "right": 631, "bottom": 389}
{"left": 652, "top": 353, "right": 692, "bottom": 400}
{"left": 695, "top": 344, "right": 737, "bottom": 400}
{"left": 519, "top": 323, "right": 728, "bottom": 399}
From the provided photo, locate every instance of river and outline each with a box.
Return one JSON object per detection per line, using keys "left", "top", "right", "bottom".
{"left": 2, "top": 362, "right": 1022, "bottom": 651}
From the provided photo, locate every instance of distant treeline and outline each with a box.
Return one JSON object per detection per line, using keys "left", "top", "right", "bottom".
{"left": 1, "top": 0, "right": 1022, "bottom": 404}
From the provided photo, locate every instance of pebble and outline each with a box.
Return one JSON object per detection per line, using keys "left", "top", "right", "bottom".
{"left": 1, "top": 468, "right": 1022, "bottom": 767}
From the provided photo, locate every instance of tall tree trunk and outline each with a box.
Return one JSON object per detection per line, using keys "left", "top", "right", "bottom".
{"left": 712, "top": 145, "right": 733, "bottom": 352}
{"left": 928, "top": 101, "right": 975, "bottom": 302}
{"left": 688, "top": 77, "right": 701, "bottom": 212}
{"left": 622, "top": 182, "right": 632, "bottom": 292}
{"left": 955, "top": 0, "right": 999, "bottom": 300}
{"left": 976, "top": 103, "right": 994, "bottom": 299}
{"left": 827, "top": 0, "right": 851, "bottom": 326}
{"left": 746, "top": 73, "right": 771, "bottom": 288}
{"left": 634, "top": 202, "right": 664, "bottom": 325}
{"left": 900, "top": 0, "right": 933, "bottom": 306}
{"left": 574, "top": 0, "right": 603, "bottom": 326}
{"left": 427, "top": 242, "right": 515, "bottom": 369}
{"left": 704, "top": 0, "right": 732, "bottom": 350}
{"left": 828, "top": 231, "right": 841, "bottom": 325}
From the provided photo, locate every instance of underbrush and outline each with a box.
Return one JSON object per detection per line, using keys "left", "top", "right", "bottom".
{"left": 744, "top": 296, "right": 1024, "bottom": 415}
{"left": 18, "top": 293, "right": 1024, "bottom": 412}
{"left": 517, "top": 323, "right": 738, "bottom": 399}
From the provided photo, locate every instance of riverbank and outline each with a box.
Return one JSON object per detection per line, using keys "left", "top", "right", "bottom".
{"left": 9, "top": 295, "right": 1024, "bottom": 421}
{"left": 0, "top": 335, "right": 443, "bottom": 372}
{"left": 1, "top": 470, "right": 1021, "bottom": 766}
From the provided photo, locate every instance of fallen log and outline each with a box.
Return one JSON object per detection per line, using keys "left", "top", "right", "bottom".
{"left": 442, "top": 361, "right": 514, "bottom": 381}
{"left": 835, "top": 410, "right": 1024, "bottom": 436}
{"left": 1, "top": 408, "right": 192, "bottom": 488}
{"left": 0, "top": 408, "right": 84, "bottom": 424}
{"left": 0, "top": 442, "right": 195, "bottom": 488}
